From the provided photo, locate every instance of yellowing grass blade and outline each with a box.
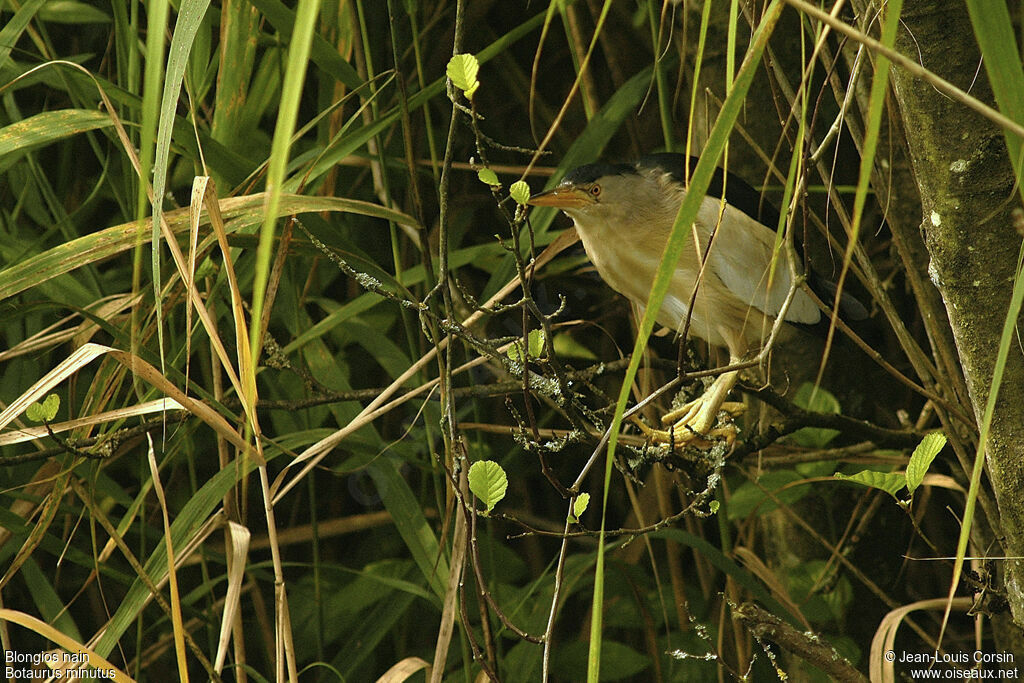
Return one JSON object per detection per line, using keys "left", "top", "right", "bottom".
{"left": 0, "top": 608, "right": 135, "bottom": 683}
{"left": 0, "top": 398, "right": 184, "bottom": 447}
{"left": 146, "top": 434, "right": 190, "bottom": 682}
{"left": 214, "top": 521, "right": 250, "bottom": 674}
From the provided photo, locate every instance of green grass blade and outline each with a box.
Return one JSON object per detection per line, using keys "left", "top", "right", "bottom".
{"left": 368, "top": 458, "right": 448, "bottom": 598}
{"left": 211, "top": 0, "right": 259, "bottom": 150}
{"left": 588, "top": 3, "right": 785, "bottom": 680}
{"left": 249, "top": 0, "right": 321, "bottom": 366}
{"left": 150, "top": 0, "right": 212, "bottom": 333}
{"left": 966, "top": 2, "right": 1024, "bottom": 171}
{"left": 138, "top": 0, "right": 170, "bottom": 372}
{"left": 0, "top": 109, "right": 112, "bottom": 158}
{"left": 249, "top": 0, "right": 363, "bottom": 89}
{"left": 0, "top": 194, "right": 415, "bottom": 301}
{"left": 0, "top": 0, "right": 47, "bottom": 69}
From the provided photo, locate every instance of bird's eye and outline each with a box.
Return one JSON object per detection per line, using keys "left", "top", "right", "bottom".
{"left": 589, "top": 184, "right": 601, "bottom": 198}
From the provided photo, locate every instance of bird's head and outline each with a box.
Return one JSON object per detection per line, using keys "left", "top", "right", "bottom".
{"left": 527, "top": 162, "right": 670, "bottom": 227}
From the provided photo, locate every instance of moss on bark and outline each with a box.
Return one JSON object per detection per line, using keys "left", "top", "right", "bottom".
{"left": 878, "top": 0, "right": 1024, "bottom": 632}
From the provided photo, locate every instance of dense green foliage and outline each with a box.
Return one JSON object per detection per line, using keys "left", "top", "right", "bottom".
{"left": 2, "top": 1, "right": 1023, "bottom": 681}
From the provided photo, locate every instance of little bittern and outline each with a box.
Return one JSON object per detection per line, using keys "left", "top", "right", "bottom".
{"left": 528, "top": 153, "right": 865, "bottom": 446}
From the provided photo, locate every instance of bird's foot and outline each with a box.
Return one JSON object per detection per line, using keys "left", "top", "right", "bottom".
{"left": 633, "top": 397, "right": 746, "bottom": 449}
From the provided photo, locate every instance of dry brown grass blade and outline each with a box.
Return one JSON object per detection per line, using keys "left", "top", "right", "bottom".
{"left": 105, "top": 347, "right": 248, "bottom": 451}
{"left": 0, "top": 398, "right": 184, "bottom": 447}
{"left": 522, "top": 5, "right": 614, "bottom": 178}
{"left": 159, "top": 187, "right": 247, "bottom": 411}
{"left": 375, "top": 657, "right": 430, "bottom": 683}
{"left": 0, "top": 343, "right": 247, "bottom": 450}
{"left": 430, "top": 499, "right": 467, "bottom": 683}
{"left": 146, "top": 434, "right": 190, "bottom": 682}
{"left": 869, "top": 597, "right": 973, "bottom": 682}
{"left": 0, "top": 344, "right": 111, "bottom": 433}
{"left": 191, "top": 180, "right": 295, "bottom": 682}
{"left": 0, "top": 608, "right": 135, "bottom": 682}
{"left": 0, "top": 294, "right": 137, "bottom": 363}
{"left": 192, "top": 172, "right": 295, "bottom": 677}
{"left": 184, "top": 177, "right": 203, "bottom": 401}
{"left": 214, "top": 521, "right": 250, "bottom": 675}
{"left": 194, "top": 176, "right": 260, "bottom": 425}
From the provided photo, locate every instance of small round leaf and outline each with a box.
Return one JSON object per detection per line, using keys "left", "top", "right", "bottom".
{"left": 477, "top": 168, "right": 500, "bottom": 186}
{"left": 510, "top": 181, "right": 531, "bottom": 205}
{"left": 506, "top": 329, "right": 545, "bottom": 364}
{"left": 527, "top": 328, "right": 545, "bottom": 357}
{"left": 26, "top": 394, "right": 60, "bottom": 422}
{"left": 446, "top": 53, "right": 480, "bottom": 99}
{"left": 468, "top": 460, "right": 508, "bottom": 513}
{"left": 573, "top": 493, "right": 590, "bottom": 519}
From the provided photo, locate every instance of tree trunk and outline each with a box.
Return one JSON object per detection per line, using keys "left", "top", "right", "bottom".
{"left": 872, "top": 0, "right": 1024, "bottom": 630}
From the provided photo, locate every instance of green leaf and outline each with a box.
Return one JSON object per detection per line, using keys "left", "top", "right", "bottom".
{"left": 790, "top": 383, "right": 841, "bottom": 448}
{"left": 38, "top": 1, "right": 111, "bottom": 23}
{"left": 550, "top": 640, "right": 649, "bottom": 681}
{"left": 446, "top": 53, "right": 480, "bottom": 99}
{"left": 368, "top": 459, "right": 448, "bottom": 598}
{"left": 468, "top": 460, "right": 508, "bottom": 513}
{"left": 795, "top": 458, "right": 840, "bottom": 479}
{"left": 834, "top": 470, "right": 906, "bottom": 499}
{"left": 906, "top": 432, "right": 946, "bottom": 495}
{"left": 787, "top": 560, "right": 853, "bottom": 624}
{"left": 795, "top": 384, "right": 839, "bottom": 413}
{"left": 509, "top": 180, "right": 531, "bottom": 205}
{"left": 572, "top": 493, "right": 590, "bottom": 521}
{"left": 527, "top": 328, "right": 545, "bottom": 357}
{"left": 477, "top": 168, "right": 500, "bottom": 186}
{"left": 26, "top": 394, "right": 60, "bottom": 423}
{"left": 709, "top": 499, "right": 720, "bottom": 514}
{"left": 508, "top": 329, "right": 545, "bottom": 364}
{"left": 727, "top": 470, "right": 811, "bottom": 520}
{"left": 552, "top": 333, "right": 597, "bottom": 360}
{"left": 0, "top": 110, "right": 112, "bottom": 159}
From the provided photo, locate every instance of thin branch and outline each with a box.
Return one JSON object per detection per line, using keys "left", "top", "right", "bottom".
{"left": 734, "top": 603, "right": 868, "bottom": 683}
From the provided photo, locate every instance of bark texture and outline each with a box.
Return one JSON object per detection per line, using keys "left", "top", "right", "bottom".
{"left": 880, "top": 0, "right": 1024, "bottom": 627}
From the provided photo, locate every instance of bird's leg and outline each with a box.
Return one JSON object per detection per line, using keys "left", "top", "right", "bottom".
{"left": 639, "top": 361, "right": 746, "bottom": 448}
{"left": 664, "top": 369, "right": 743, "bottom": 428}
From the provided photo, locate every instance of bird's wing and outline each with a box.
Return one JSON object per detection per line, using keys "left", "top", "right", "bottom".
{"left": 701, "top": 197, "right": 821, "bottom": 324}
